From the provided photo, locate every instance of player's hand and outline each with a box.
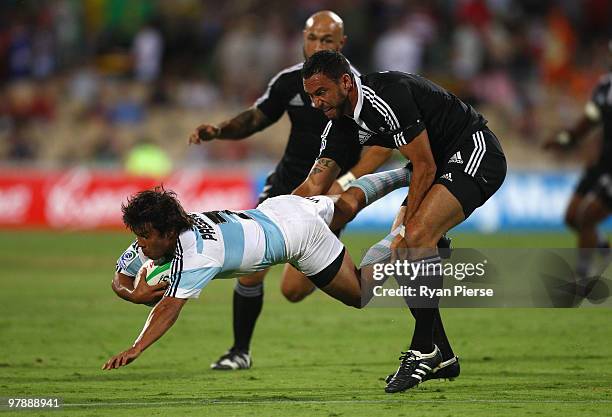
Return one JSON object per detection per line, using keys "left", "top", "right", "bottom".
{"left": 102, "top": 346, "right": 142, "bottom": 370}
{"left": 189, "top": 124, "right": 220, "bottom": 144}
{"left": 390, "top": 234, "right": 409, "bottom": 250}
{"left": 131, "top": 269, "right": 168, "bottom": 305}
{"left": 390, "top": 234, "right": 410, "bottom": 264}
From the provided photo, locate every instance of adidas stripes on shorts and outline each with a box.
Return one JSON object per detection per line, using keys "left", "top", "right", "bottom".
{"left": 434, "top": 127, "right": 506, "bottom": 218}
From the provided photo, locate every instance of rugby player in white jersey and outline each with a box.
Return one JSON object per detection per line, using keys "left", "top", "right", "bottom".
{"left": 103, "top": 166, "right": 410, "bottom": 375}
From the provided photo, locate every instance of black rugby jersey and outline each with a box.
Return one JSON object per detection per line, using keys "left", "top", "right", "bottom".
{"left": 589, "top": 72, "right": 612, "bottom": 167}
{"left": 255, "top": 63, "right": 363, "bottom": 190}
{"left": 318, "top": 71, "right": 488, "bottom": 169}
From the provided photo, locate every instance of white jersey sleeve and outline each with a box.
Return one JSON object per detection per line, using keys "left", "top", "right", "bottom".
{"left": 115, "top": 241, "right": 148, "bottom": 277}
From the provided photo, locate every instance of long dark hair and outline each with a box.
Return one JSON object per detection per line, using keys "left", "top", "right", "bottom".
{"left": 121, "top": 186, "right": 193, "bottom": 237}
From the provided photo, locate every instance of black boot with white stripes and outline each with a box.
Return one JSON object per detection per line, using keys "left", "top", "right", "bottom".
{"left": 210, "top": 348, "right": 252, "bottom": 370}
{"left": 385, "top": 355, "right": 460, "bottom": 384}
{"left": 385, "top": 345, "right": 443, "bottom": 393}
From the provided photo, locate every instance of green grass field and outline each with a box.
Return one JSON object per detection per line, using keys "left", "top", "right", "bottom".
{"left": 1, "top": 231, "right": 611, "bottom": 416}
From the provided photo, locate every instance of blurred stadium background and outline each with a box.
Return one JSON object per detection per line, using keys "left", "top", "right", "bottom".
{"left": 0, "top": 0, "right": 610, "bottom": 232}
{"left": 1, "top": 1, "right": 611, "bottom": 415}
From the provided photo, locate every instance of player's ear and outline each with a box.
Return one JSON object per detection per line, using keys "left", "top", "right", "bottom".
{"left": 341, "top": 73, "right": 352, "bottom": 90}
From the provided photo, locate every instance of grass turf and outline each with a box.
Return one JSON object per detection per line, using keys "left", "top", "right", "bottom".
{"left": 1, "top": 231, "right": 611, "bottom": 416}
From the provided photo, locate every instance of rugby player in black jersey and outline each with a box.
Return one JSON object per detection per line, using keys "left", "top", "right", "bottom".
{"left": 188, "top": 11, "right": 392, "bottom": 371}
{"left": 299, "top": 50, "right": 507, "bottom": 393}
{"left": 544, "top": 40, "right": 612, "bottom": 287}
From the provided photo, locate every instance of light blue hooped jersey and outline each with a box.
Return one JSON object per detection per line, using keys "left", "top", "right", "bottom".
{"left": 116, "top": 209, "right": 287, "bottom": 299}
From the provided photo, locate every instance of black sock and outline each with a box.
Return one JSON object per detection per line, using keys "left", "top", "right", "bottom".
{"left": 409, "top": 308, "right": 435, "bottom": 353}
{"left": 408, "top": 255, "right": 442, "bottom": 353}
{"left": 232, "top": 281, "right": 263, "bottom": 352}
{"left": 433, "top": 309, "right": 455, "bottom": 360}
{"left": 408, "top": 307, "right": 453, "bottom": 358}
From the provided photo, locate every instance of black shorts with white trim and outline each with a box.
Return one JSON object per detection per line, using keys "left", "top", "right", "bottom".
{"left": 575, "top": 164, "right": 612, "bottom": 210}
{"left": 436, "top": 127, "right": 506, "bottom": 218}
{"left": 400, "top": 127, "right": 506, "bottom": 218}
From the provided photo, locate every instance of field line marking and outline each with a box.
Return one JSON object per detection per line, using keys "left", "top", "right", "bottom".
{"left": 61, "top": 399, "right": 612, "bottom": 408}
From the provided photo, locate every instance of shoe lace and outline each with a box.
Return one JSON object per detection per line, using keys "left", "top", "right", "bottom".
{"left": 389, "top": 351, "right": 419, "bottom": 382}
{"left": 399, "top": 351, "right": 417, "bottom": 365}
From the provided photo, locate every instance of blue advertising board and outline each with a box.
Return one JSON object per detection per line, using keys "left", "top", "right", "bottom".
{"left": 255, "top": 170, "right": 612, "bottom": 232}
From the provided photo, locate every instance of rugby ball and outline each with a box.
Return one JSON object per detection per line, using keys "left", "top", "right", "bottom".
{"left": 134, "top": 259, "right": 172, "bottom": 288}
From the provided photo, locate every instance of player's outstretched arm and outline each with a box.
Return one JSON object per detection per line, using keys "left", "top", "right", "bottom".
{"left": 111, "top": 270, "right": 168, "bottom": 305}
{"left": 397, "top": 131, "right": 436, "bottom": 228}
{"left": 189, "top": 107, "right": 272, "bottom": 144}
{"left": 332, "top": 146, "right": 393, "bottom": 193}
{"left": 542, "top": 114, "right": 599, "bottom": 151}
{"left": 102, "top": 296, "right": 187, "bottom": 370}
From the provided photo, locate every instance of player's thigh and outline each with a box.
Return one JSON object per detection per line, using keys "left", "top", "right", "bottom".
{"left": 319, "top": 250, "right": 362, "bottom": 308}
{"left": 238, "top": 268, "right": 269, "bottom": 286}
{"left": 405, "top": 184, "right": 465, "bottom": 247}
{"left": 280, "top": 264, "right": 315, "bottom": 302}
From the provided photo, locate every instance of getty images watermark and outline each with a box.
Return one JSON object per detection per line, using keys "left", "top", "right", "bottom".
{"left": 360, "top": 248, "right": 612, "bottom": 308}
{"left": 371, "top": 258, "right": 491, "bottom": 299}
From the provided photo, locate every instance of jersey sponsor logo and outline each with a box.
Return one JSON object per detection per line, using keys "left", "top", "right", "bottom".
{"left": 118, "top": 249, "right": 137, "bottom": 270}
{"left": 289, "top": 94, "right": 305, "bottom": 106}
{"left": 449, "top": 152, "right": 464, "bottom": 164}
{"left": 440, "top": 173, "right": 453, "bottom": 182}
{"left": 358, "top": 129, "right": 373, "bottom": 144}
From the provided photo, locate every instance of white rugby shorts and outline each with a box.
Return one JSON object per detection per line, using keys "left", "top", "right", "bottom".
{"left": 256, "top": 195, "right": 345, "bottom": 277}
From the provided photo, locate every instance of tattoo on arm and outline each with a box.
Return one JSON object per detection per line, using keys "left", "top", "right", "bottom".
{"left": 218, "top": 108, "right": 271, "bottom": 139}
{"left": 293, "top": 158, "right": 340, "bottom": 196}
{"left": 309, "top": 158, "right": 337, "bottom": 176}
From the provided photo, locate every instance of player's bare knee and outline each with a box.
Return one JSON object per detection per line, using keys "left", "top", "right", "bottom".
{"left": 346, "top": 187, "right": 366, "bottom": 213}
{"left": 336, "top": 192, "right": 361, "bottom": 222}
{"left": 405, "top": 220, "right": 438, "bottom": 248}
{"left": 281, "top": 286, "right": 308, "bottom": 303}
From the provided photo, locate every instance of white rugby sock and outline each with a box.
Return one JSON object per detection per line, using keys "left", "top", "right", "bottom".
{"left": 360, "top": 226, "right": 403, "bottom": 267}
{"left": 349, "top": 166, "right": 411, "bottom": 205}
